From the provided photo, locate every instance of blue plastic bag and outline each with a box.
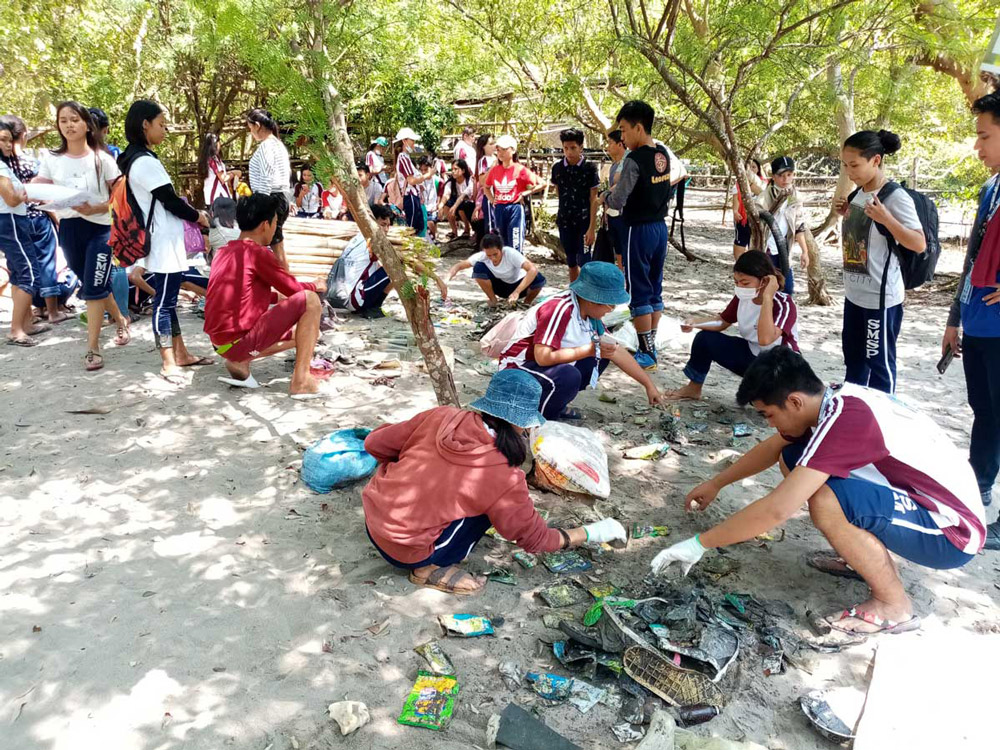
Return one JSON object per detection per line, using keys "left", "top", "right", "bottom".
{"left": 301, "top": 428, "right": 377, "bottom": 493}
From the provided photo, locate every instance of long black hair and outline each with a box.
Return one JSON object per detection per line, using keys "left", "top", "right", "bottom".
{"left": 452, "top": 158, "right": 471, "bottom": 182}
{"left": 480, "top": 413, "right": 528, "bottom": 467}
{"left": 843, "top": 129, "right": 902, "bottom": 163}
{"left": 52, "top": 101, "right": 103, "bottom": 155}
{"left": 198, "top": 133, "right": 222, "bottom": 182}
{"left": 0, "top": 121, "right": 17, "bottom": 170}
{"left": 475, "top": 133, "right": 493, "bottom": 178}
{"left": 247, "top": 108, "right": 279, "bottom": 136}
{"left": 119, "top": 99, "right": 165, "bottom": 171}
{"left": 733, "top": 249, "right": 785, "bottom": 290}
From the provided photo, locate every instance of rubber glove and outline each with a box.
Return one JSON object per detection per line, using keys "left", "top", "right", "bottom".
{"left": 583, "top": 518, "right": 628, "bottom": 544}
{"left": 650, "top": 535, "right": 705, "bottom": 576}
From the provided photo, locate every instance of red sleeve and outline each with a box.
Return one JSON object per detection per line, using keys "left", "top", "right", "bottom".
{"left": 254, "top": 246, "right": 316, "bottom": 297}
{"left": 534, "top": 298, "right": 575, "bottom": 349}
{"left": 720, "top": 296, "right": 739, "bottom": 324}
{"left": 798, "top": 396, "right": 888, "bottom": 477}
{"left": 518, "top": 165, "right": 534, "bottom": 191}
{"left": 363, "top": 410, "right": 434, "bottom": 463}
{"left": 488, "top": 480, "right": 564, "bottom": 554}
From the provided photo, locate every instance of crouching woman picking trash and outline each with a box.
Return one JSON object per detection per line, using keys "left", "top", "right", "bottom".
{"left": 362, "top": 369, "right": 627, "bottom": 595}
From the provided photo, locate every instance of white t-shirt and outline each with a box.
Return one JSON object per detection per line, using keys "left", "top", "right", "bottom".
{"left": 128, "top": 155, "right": 189, "bottom": 274}
{"left": 209, "top": 224, "right": 240, "bottom": 252}
{"left": 454, "top": 140, "right": 476, "bottom": 168}
{"left": 38, "top": 150, "right": 120, "bottom": 225}
{"left": 421, "top": 176, "right": 439, "bottom": 212}
{"left": 203, "top": 156, "right": 230, "bottom": 205}
{"left": 340, "top": 233, "right": 376, "bottom": 311}
{"left": 0, "top": 161, "right": 27, "bottom": 216}
{"left": 844, "top": 187, "right": 922, "bottom": 309}
{"left": 365, "top": 180, "right": 384, "bottom": 204}
{"left": 468, "top": 246, "right": 527, "bottom": 284}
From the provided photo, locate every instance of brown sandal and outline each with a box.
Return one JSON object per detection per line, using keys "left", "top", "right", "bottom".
{"left": 408, "top": 566, "right": 485, "bottom": 596}
{"left": 84, "top": 350, "right": 104, "bottom": 371}
{"left": 806, "top": 551, "right": 864, "bottom": 581}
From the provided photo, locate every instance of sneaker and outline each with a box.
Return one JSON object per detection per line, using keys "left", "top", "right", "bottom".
{"left": 634, "top": 351, "right": 657, "bottom": 371}
{"left": 984, "top": 520, "right": 1000, "bottom": 551}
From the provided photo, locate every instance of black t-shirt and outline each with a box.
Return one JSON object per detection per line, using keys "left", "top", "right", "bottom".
{"left": 551, "top": 157, "right": 599, "bottom": 228}
{"left": 623, "top": 145, "right": 672, "bottom": 224}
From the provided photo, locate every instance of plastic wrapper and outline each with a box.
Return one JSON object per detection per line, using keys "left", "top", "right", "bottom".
{"left": 414, "top": 641, "right": 455, "bottom": 676}
{"left": 397, "top": 671, "right": 459, "bottom": 731}
{"left": 438, "top": 614, "right": 494, "bottom": 637}
{"left": 531, "top": 421, "right": 610, "bottom": 498}
{"left": 542, "top": 550, "right": 592, "bottom": 574}
{"left": 526, "top": 672, "right": 573, "bottom": 701}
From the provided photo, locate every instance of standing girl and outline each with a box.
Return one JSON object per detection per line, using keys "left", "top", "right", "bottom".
{"left": 392, "top": 127, "right": 429, "bottom": 235}
{"left": 247, "top": 109, "right": 292, "bottom": 269}
{"left": 473, "top": 133, "right": 496, "bottom": 233}
{"left": 119, "top": 100, "right": 212, "bottom": 381}
{"left": 484, "top": 134, "right": 542, "bottom": 254}
{"left": 199, "top": 133, "right": 240, "bottom": 207}
{"left": 731, "top": 157, "right": 764, "bottom": 258}
{"left": 366, "top": 137, "right": 389, "bottom": 187}
{"left": 34, "top": 101, "right": 129, "bottom": 370}
{"left": 835, "top": 130, "right": 925, "bottom": 393}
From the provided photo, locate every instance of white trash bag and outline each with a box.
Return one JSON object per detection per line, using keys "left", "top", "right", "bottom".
{"left": 530, "top": 421, "right": 610, "bottom": 498}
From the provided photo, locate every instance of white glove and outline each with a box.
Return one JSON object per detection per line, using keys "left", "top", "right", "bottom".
{"left": 650, "top": 535, "right": 706, "bottom": 576}
{"left": 584, "top": 518, "right": 628, "bottom": 545}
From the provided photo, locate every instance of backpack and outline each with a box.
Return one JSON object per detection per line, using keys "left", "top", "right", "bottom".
{"left": 847, "top": 181, "right": 940, "bottom": 295}
{"left": 480, "top": 310, "right": 527, "bottom": 358}
{"left": 109, "top": 165, "right": 156, "bottom": 266}
{"left": 325, "top": 254, "right": 354, "bottom": 309}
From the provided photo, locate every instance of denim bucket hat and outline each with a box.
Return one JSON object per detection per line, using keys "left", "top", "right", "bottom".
{"left": 470, "top": 369, "right": 546, "bottom": 429}
{"left": 569, "top": 261, "right": 631, "bottom": 306}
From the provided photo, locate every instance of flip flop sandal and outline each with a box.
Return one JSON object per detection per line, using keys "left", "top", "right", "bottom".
{"left": 179, "top": 356, "right": 214, "bottom": 367}
{"left": 806, "top": 551, "right": 864, "bottom": 581}
{"left": 408, "top": 566, "right": 485, "bottom": 596}
{"left": 114, "top": 323, "right": 131, "bottom": 347}
{"left": 6, "top": 335, "right": 38, "bottom": 348}
{"left": 84, "top": 350, "right": 104, "bottom": 371}
{"left": 826, "top": 606, "right": 921, "bottom": 636}
{"left": 623, "top": 647, "right": 726, "bottom": 708}
{"left": 556, "top": 407, "right": 584, "bottom": 421}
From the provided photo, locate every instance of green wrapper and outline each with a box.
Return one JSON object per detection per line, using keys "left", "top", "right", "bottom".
{"left": 397, "top": 671, "right": 460, "bottom": 731}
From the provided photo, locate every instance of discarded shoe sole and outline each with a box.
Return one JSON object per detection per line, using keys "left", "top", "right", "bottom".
{"left": 799, "top": 690, "right": 854, "bottom": 744}
{"left": 622, "top": 646, "right": 725, "bottom": 708}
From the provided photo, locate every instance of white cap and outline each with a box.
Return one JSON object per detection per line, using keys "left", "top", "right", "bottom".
{"left": 496, "top": 134, "right": 518, "bottom": 150}
{"left": 393, "top": 127, "right": 421, "bottom": 142}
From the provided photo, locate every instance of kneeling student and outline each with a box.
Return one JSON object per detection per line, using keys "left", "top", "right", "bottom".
{"left": 667, "top": 250, "right": 798, "bottom": 401}
{"left": 447, "top": 233, "right": 545, "bottom": 306}
{"left": 650, "top": 348, "right": 985, "bottom": 636}
{"left": 363, "top": 368, "right": 627, "bottom": 595}
{"left": 500, "top": 261, "right": 662, "bottom": 420}
{"left": 203, "top": 193, "right": 327, "bottom": 399}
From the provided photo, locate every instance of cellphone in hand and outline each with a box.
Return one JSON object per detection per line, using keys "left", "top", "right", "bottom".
{"left": 937, "top": 345, "right": 955, "bottom": 375}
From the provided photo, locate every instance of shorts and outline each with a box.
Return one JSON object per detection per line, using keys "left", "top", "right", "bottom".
{"left": 58, "top": 217, "right": 112, "bottom": 301}
{"left": 350, "top": 267, "right": 391, "bottom": 311}
{"left": 471, "top": 261, "right": 545, "bottom": 298}
{"left": 734, "top": 220, "right": 750, "bottom": 248}
{"left": 270, "top": 192, "right": 290, "bottom": 245}
{"left": 781, "top": 443, "right": 974, "bottom": 570}
{"left": 0, "top": 213, "right": 39, "bottom": 295}
{"left": 366, "top": 515, "right": 493, "bottom": 570}
{"left": 622, "top": 220, "right": 668, "bottom": 316}
{"left": 557, "top": 221, "right": 591, "bottom": 268}
{"left": 217, "top": 290, "right": 309, "bottom": 361}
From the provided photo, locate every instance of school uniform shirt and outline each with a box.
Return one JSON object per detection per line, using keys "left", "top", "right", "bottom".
{"left": 421, "top": 176, "right": 439, "bottom": 212}
{"left": 128, "top": 155, "right": 189, "bottom": 274}
{"left": 337, "top": 232, "right": 380, "bottom": 311}
{"left": 396, "top": 151, "right": 421, "bottom": 198}
{"left": 788, "top": 383, "right": 985, "bottom": 555}
{"left": 453, "top": 140, "right": 476, "bottom": 168}
{"left": 469, "top": 246, "right": 528, "bottom": 284}
{"left": 551, "top": 157, "right": 599, "bottom": 228}
{"left": 957, "top": 174, "right": 1000, "bottom": 337}
{"left": 38, "top": 150, "right": 120, "bottom": 225}
{"left": 719, "top": 291, "right": 799, "bottom": 355}
{"left": 364, "top": 179, "right": 384, "bottom": 205}
{"left": 500, "top": 290, "right": 598, "bottom": 369}
{"left": 486, "top": 163, "right": 534, "bottom": 205}
{"left": 366, "top": 150, "right": 387, "bottom": 185}
{"left": 0, "top": 162, "right": 28, "bottom": 216}
{"left": 442, "top": 178, "right": 474, "bottom": 207}
{"left": 248, "top": 135, "right": 291, "bottom": 198}
{"left": 842, "top": 186, "right": 922, "bottom": 309}
{"left": 298, "top": 183, "right": 322, "bottom": 214}
{"left": 203, "top": 156, "right": 231, "bottom": 205}
{"left": 477, "top": 154, "right": 497, "bottom": 179}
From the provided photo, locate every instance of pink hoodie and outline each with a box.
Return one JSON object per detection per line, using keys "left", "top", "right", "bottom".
{"left": 363, "top": 406, "right": 561, "bottom": 564}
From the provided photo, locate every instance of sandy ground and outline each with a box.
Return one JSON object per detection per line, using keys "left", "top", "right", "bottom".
{"left": 2, "top": 196, "right": 999, "bottom": 750}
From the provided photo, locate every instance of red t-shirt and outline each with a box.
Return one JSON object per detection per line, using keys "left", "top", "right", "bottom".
{"left": 486, "top": 163, "right": 534, "bottom": 204}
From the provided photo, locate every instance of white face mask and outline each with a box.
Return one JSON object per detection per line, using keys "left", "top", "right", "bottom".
{"left": 734, "top": 285, "right": 759, "bottom": 300}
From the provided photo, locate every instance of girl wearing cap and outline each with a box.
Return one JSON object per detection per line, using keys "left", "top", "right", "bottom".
{"left": 247, "top": 109, "right": 293, "bottom": 269}
{"left": 484, "top": 134, "right": 542, "bottom": 254}
{"left": 393, "top": 128, "right": 429, "bottom": 236}
{"left": 754, "top": 156, "right": 809, "bottom": 294}
{"left": 835, "top": 130, "right": 925, "bottom": 394}
{"left": 362, "top": 368, "right": 627, "bottom": 595}
{"left": 500, "top": 261, "right": 663, "bottom": 420}
{"left": 665, "top": 251, "right": 799, "bottom": 401}
{"left": 366, "top": 137, "right": 389, "bottom": 187}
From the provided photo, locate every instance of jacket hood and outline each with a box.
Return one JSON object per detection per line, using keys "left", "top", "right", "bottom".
{"left": 435, "top": 408, "right": 510, "bottom": 467}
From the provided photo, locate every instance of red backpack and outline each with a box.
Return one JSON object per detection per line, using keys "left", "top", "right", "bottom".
{"left": 109, "top": 172, "right": 156, "bottom": 265}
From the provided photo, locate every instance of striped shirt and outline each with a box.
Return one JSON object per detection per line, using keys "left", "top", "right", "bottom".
{"left": 396, "top": 152, "right": 421, "bottom": 198}
{"left": 719, "top": 291, "right": 799, "bottom": 355}
{"left": 792, "top": 384, "right": 986, "bottom": 555}
{"left": 248, "top": 136, "right": 291, "bottom": 197}
{"left": 500, "top": 290, "right": 597, "bottom": 369}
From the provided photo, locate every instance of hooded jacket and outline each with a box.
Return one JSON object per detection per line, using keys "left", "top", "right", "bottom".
{"left": 362, "top": 406, "right": 562, "bottom": 564}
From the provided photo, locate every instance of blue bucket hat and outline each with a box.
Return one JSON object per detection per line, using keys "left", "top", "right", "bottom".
{"left": 470, "top": 369, "right": 546, "bottom": 429}
{"left": 569, "top": 261, "right": 631, "bottom": 306}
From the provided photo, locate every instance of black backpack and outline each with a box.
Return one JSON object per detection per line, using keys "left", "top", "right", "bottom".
{"left": 847, "top": 181, "right": 940, "bottom": 294}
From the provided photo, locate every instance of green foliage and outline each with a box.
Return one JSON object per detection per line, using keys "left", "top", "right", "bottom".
{"left": 351, "top": 73, "right": 458, "bottom": 148}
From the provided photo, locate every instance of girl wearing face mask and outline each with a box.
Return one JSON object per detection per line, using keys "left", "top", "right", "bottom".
{"left": 665, "top": 250, "right": 800, "bottom": 401}
{"left": 392, "top": 127, "right": 429, "bottom": 236}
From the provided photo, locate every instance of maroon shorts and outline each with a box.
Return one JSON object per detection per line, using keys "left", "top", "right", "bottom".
{"left": 219, "top": 291, "right": 308, "bottom": 361}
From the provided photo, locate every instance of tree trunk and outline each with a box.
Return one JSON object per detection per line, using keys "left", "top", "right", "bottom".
{"left": 802, "top": 227, "right": 832, "bottom": 305}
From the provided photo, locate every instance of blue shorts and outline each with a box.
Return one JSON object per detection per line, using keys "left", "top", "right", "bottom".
{"left": 0, "top": 213, "right": 40, "bottom": 295}
{"left": 622, "top": 220, "right": 668, "bottom": 316}
{"left": 59, "top": 217, "right": 113, "bottom": 301}
{"left": 366, "top": 515, "right": 492, "bottom": 569}
{"left": 557, "top": 222, "right": 591, "bottom": 268}
{"left": 353, "top": 267, "right": 390, "bottom": 311}
{"left": 471, "top": 261, "right": 545, "bottom": 298}
{"left": 781, "top": 443, "right": 974, "bottom": 570}
{"left": 734, "top": 220, "right": 750, "bottom": 248}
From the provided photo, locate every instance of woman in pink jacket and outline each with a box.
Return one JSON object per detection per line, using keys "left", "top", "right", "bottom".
{"left": 363, "top": 369, "right": 626, "bottom": 595}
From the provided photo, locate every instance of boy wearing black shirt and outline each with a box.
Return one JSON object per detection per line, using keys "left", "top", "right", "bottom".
{"left": 551, "top": 128, "right": 600, "bottom": 283}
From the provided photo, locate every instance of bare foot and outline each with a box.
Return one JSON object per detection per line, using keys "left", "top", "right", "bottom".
{"left": 289, "top": 373, "right": 320, "bottom": 396}
{"left": 47, "top": 311, "right": 72, "bottom": 324}
{"left": 664, "top": 383, "right": 703, "bottom": 401}
{"left": 826, "top": 596, "right": 914, "bottom": 634}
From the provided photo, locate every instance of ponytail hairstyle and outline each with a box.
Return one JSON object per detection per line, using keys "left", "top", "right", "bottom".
{"left": 475, "top": 132, "right": 493, "bottom": 177}
{"left": 52, "top": 101, "right": 103, "bottom": 155}
{"left": 198, "top": 132, "right": 222, "bottom": 182}
{"left": 842, "top": 129, "right": 902, "bottom": 165}
{"left": 480, "top": 413, "right": 528, "bottom": 467}
{"left": 733, "top": 249, "right": 785, "bottom": 291}
{"left": 247, "top": 108, "right": 279, "bottom": 136}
